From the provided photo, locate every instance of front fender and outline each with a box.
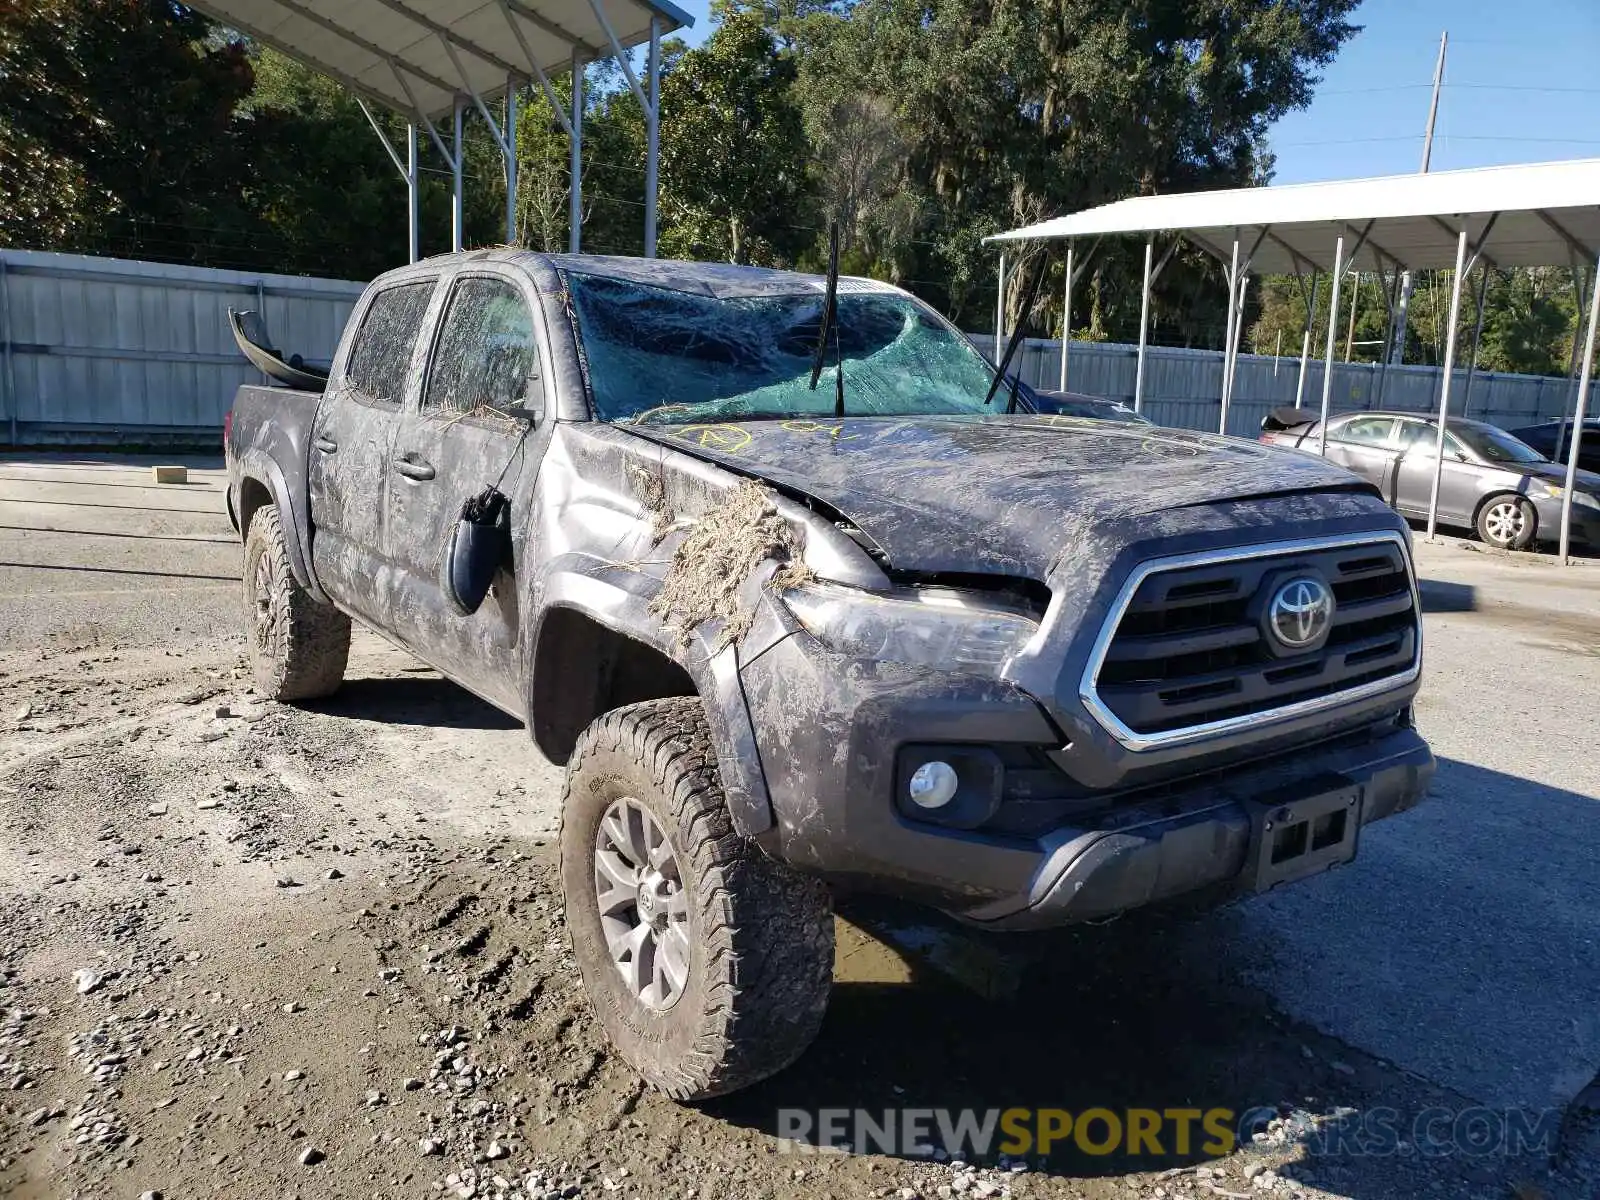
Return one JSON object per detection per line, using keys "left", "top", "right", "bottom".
{"left": 530, "top": 557, "right": 776, "bottom": 839}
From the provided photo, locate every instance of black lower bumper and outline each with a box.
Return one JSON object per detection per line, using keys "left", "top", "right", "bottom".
{"left": 959, "top": 724, "right": 1433, "bottom": 929}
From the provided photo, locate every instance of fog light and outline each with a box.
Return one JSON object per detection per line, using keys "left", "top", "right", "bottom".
{"left": 907, "top": 761, "right": 960, "bottom": 809}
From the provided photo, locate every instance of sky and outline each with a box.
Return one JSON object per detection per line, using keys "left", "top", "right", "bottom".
{"left": 667, "top": 0, "right": 1600, "bottom": 185}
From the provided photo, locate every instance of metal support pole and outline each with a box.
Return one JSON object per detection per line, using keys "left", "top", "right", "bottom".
{"left": 1134, "top": 237, "right": 1153, "bottom": 414}
{"left": 1424, "top": 230, "right": 1471, "bottom": 542}
{"left": 505, "top": 78, "right": 519, "bottom": 244}
{"left": 0, "top": 256, "right": 15, "bottom": 448}
{"left": 1221, "top": 273, "right": 1248, "bottom": 435}
{"left": 1559, "top": 253, "right": 1600, "bottom": 562}
{"left": 994, "top": 253, "right": 1007, "bottom": 363}
{"left": 569, "top": 53, "right": 584, "bottom": 254}
{"left": 1059, "top": 241, "right": 1074, "bottom": 391}
{"left": 1220, "top": 236, "right": 1240, "bottom": 419}
{"left": 1461, "top": 264, "right": 1491, "bottom": 417}
{"left": 451, "top": 95, "right": 465, "bottom": 252}
{"left": 644, "top": 18, "right": 660, "bottom": 257}
{"left": 1557, "top": 268, "right": 1592, "bottom": 463}
{"left": 1296, "top": 273, "right": 1318, "bottom": 409}
{"left": 407, "top": 124, "right": 419, "bottom": 263}
{"left": 1317, "top": 237, "right": 1346, "bottom": 457}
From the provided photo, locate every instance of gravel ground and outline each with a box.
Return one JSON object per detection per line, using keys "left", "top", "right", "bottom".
{"left": 0, "top": 456, "right": 1595, "bottom": 1200}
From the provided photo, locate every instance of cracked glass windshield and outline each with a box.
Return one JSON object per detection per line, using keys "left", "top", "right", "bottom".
{"left": 565, "top": 272, "right": 999, "bottom": 424}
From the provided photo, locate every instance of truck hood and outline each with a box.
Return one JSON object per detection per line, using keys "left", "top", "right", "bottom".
{"left": 626, "top": 414, "right": 1377, "bottom": 577}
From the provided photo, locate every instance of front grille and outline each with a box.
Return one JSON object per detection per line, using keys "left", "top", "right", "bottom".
{"left": 1083, "top": 535, "right": 1419, "bottom": 747}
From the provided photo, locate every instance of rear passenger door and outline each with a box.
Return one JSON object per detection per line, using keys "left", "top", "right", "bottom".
{"left": 384, "top": 270, "right": 551, "bottom": 714}
{"left": 1323, "top": 415, "right": 1400, "bottom": 498}
{"left": 308, "top": 277, "right": 438, "bottom": 626}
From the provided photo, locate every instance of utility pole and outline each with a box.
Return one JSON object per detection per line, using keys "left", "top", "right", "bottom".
{"left": 1392, "top": 30, "right": 1448, "bottom": 366}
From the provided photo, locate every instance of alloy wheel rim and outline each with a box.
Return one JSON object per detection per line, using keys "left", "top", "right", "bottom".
{"left": 252, "top": 552, "right": 282, "bottom": 654}
{"left": 1485, "top": 501, "right": 1525, "bottom": 545}
{"left": 593, "top": 797, "right": 690, "bottom": 1010}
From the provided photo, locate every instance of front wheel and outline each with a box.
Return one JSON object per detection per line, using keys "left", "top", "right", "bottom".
{"left": 560, "top": 697, "right": 834, "bottom": 1100}
{"left": 1476, "top": 494, "right": 1537, "bottom": 550}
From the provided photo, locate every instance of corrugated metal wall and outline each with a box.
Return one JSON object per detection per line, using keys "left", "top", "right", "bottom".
{"left": 996, "top": 336, "right": 1589, "bottom": 438}
{"left": 0, "top": 250, "right": 364, "bottom": 446}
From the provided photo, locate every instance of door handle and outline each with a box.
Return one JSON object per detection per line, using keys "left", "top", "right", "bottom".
{"left": 313, "top": 436, "right": 338, "bottom": 454}
{"left": 392, "top": 456, "right": 435, "bottom": 481}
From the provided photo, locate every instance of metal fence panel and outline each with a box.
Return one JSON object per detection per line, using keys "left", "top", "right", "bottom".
{"left": 988, "top": 334, "right": 1591, "bottom": 439}
{"left": 0, "top": 249, "right": 365, "bottom": 446}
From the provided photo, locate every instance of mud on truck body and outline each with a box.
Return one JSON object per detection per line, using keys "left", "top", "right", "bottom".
{"left": 225, "top": 250, "right": 1435, "bottom": 1101}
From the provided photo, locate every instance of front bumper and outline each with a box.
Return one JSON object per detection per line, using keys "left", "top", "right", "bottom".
{"left": 1532, "top": 495, "right": 1600, "bottom": 545}
{"left": 739, "top": 617, "right": 1433, "bottom": 930}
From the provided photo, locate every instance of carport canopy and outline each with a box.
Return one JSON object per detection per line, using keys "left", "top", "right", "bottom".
{"left": 190, "top": 0, "right": 693, "bottom": 258}
{"left": 989, "top": 157, "right": 1600, "bottom": 274}
{"left": 986, "top": 158, "right": 1600, "bottom": 562}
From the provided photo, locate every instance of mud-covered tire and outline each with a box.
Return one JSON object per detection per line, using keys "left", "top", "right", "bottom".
{"left": 560, "top": 697, "right": 833, "bottom": 1100}
{"left": 1476, "top": 493, "right": 1537, "bottom": 550}
{"left": 242, "top": 505, "right": 350, "bottom": 701}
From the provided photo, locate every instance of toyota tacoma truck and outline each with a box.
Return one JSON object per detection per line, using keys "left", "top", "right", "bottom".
{"left": 224, "top": 250, "right": 1434, "bottom": 1101}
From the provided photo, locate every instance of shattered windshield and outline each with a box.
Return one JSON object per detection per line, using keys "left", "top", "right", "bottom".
{"left": 565, "top": 272, "right": 999, "bottom": 423}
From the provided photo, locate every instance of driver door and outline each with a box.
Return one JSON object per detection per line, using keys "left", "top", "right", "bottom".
{"left": 383, "top": 270, "right": 552, "bottom": 714}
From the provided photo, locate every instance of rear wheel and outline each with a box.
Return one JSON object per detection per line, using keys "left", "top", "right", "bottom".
{"left": 1476, "top": 494, "right": 1537, "bottom": 550}
{"left": 560, "top": 697, "right": 834, "bottom": 1100}
{"left": 242, "top": 506, "right": 350, "bottom": 700}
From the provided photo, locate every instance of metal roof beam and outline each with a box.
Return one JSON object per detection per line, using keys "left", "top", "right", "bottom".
{"left": 1535, "top": 209, "right": 1597, "bottom": 262}
{"left": 1341, "top": 221, "right": 1409, "bottom": 274}
{"left": 1427, "top": 214, "right": 1500, "bottom": 272}
{"left": 368, "top": 0, "right": 530, "bottom": 81}
{"left": 503, "top": 0, "right": 602, "bottom": 58}
{"left": 356, "top": 96, "right": 408, "bottom": 179}
{"left": 586, "top": 0, "right": 653, "bottom": 116}
{"left": 1263, "top": 229, "right": 1324, "bottom": 275}
{"left": 439, "top": 35, "right": 510, "bottom": 152}
{"left": 496, "top": 0, "right": 573, "bottom": 135}
{"left": 200, "top": 4, "right": 407, "bottom": 112}
{"left": 265, "top": 0, "right": 459, "bottom": 98}
{"left": 392, "top": 63, "right": 459, "bottom": 168}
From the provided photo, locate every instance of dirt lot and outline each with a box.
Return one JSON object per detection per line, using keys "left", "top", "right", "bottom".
{"left": 0, "top": 455, "right": 1596, "bottom": 1200}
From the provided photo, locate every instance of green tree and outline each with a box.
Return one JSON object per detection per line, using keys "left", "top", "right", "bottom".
{"left": 658, "top": 10, "right": 813, "bottom": 265}
{"left": 790, "top": 0, "right": 1361, "bottom": 334}
{"left": 0, "top": 0, "right": 259, "bottom": 262}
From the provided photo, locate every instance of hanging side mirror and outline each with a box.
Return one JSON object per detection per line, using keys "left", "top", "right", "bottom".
{"left": 501, "top": 398, "right": 543, "bottom": 425}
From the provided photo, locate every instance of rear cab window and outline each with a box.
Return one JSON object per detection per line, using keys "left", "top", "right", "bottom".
{"left": 343, "top": 281, "right": 436, "bottom": 406}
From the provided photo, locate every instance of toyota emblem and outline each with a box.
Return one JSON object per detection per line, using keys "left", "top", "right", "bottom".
{"left": 1267, "top": 576, "right": 1333, "bottom": 650}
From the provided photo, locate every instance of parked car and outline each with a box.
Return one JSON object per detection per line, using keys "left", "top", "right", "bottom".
{"left": 226, "top": 250, "right": 1433, "bottom": 1100}
{"left": 1509, "top": 418, "right": 1600, "bottom": 477}
{"left": 1259, "top": 408, "right": 1600, "bottom": 550}
{"left": 1026, "top": 388, "right": 1153, "bottom": 424}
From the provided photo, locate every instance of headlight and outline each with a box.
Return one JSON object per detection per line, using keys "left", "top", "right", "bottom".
{"left": 782, "top": 583, "right": 1042, "bottom": 671}
{"left": 1540, "top": 483, "right": 1600, "bottom": 510}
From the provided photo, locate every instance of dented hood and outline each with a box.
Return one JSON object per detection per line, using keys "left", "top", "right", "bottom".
{"left": 627, "top": 414, "right": 1376, "bottom": 577}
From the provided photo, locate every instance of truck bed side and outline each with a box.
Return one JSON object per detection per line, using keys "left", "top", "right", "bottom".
{"left": 226, "top": 383, "right": 325, "bottom": 602}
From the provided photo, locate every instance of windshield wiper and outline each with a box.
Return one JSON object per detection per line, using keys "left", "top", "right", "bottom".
{"left": 984, "top": 259, "right": 1045, "bottom": 412}
{"left": 808, "top": 221, "right": 846, "bottom": 418}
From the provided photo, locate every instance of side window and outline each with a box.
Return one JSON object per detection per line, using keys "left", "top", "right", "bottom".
{"left": 423, "top": 277, "right": 538, "bottom": 415}
{"left": 1334, "top": 416, "right": 1395, "bottom": 447}
{"left": 1396, "top": 420, "right": 1435, "bottom": 450}
{"left": 344, "top": 281, "right": 435, "bottom": 404}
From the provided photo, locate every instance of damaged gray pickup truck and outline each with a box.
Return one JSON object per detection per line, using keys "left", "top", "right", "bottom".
{"left": 225, "top": 250, "right": 1434, "bottom": 1101}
